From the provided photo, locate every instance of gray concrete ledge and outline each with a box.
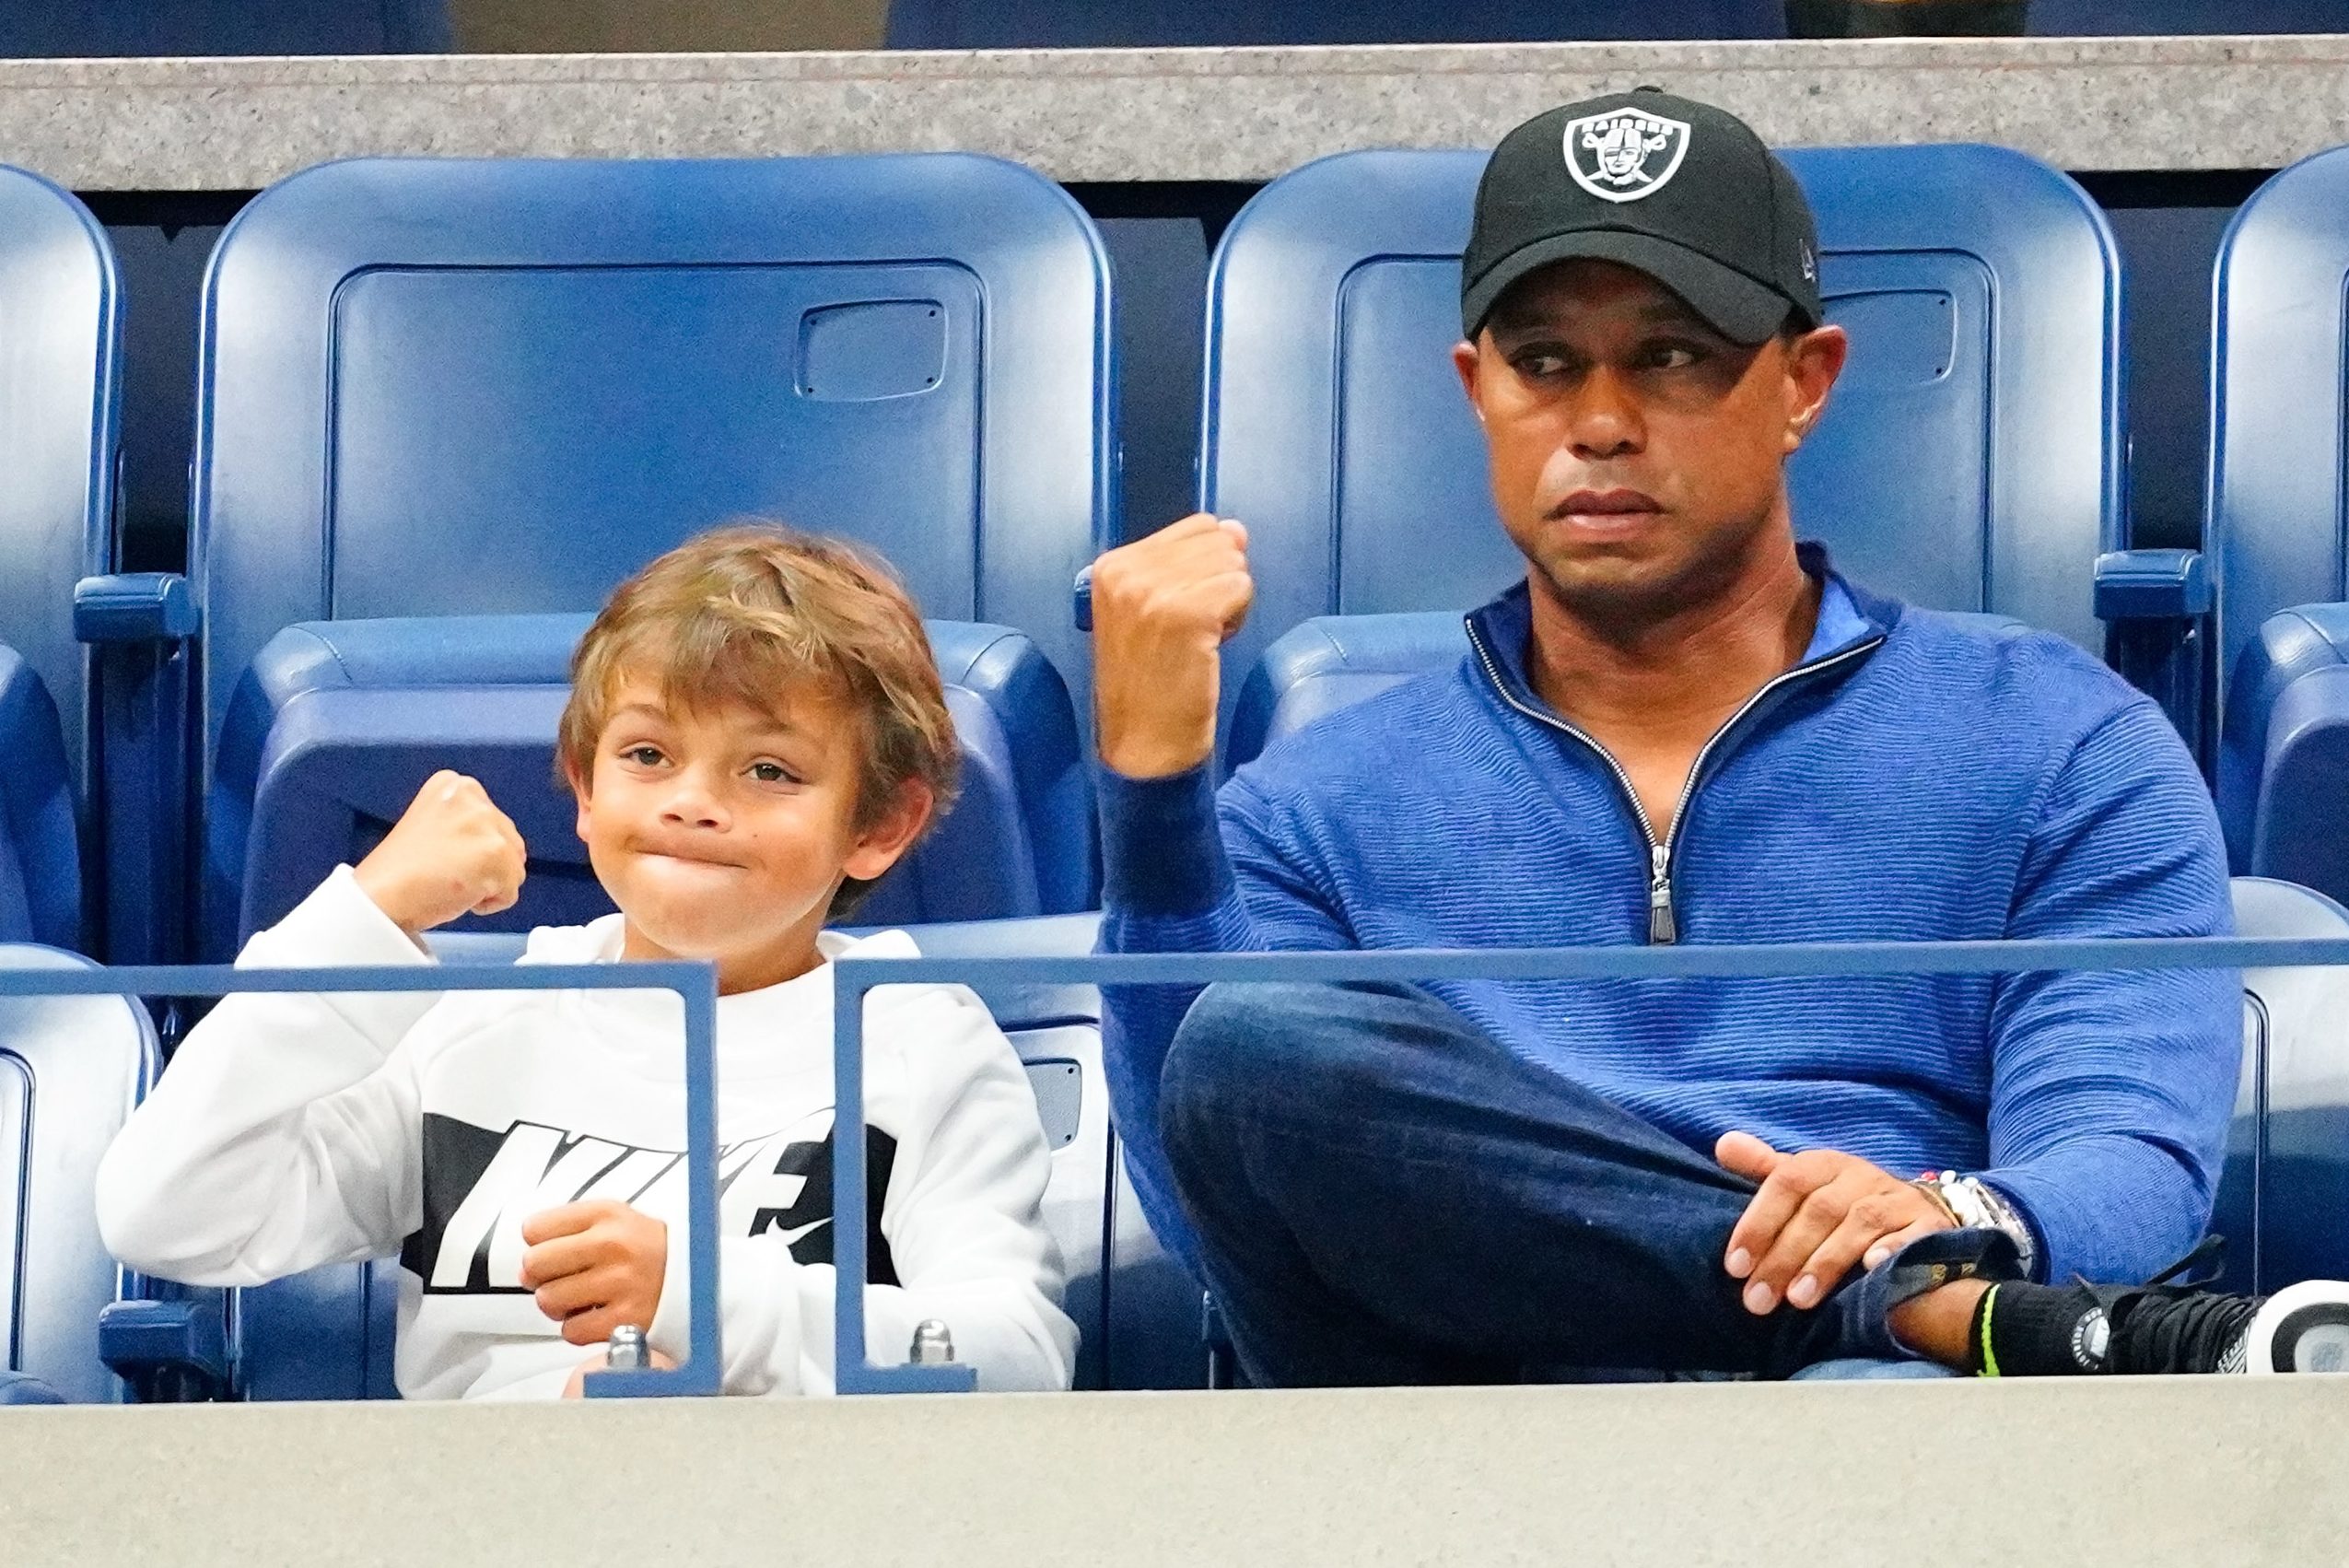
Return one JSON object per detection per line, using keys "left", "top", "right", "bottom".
{"left": 3, "top": 1378, "right": 2347, "bottom": 1565}
{"left": 3, "top": 36, "right": 2347, "bottom": 192}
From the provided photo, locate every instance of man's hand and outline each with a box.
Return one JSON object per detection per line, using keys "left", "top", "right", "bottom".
{"left": 1715, "top": 1131, "right": 1953, "bottom": 1314}
{"left": 560, "top": 1345, "right": 677, "bottom": 1398}
{"left": 519, "top": 1199, "right": 668, "bottom": 1347}
{"left": 1089, "top": 513, "right": 1255, "bottom": 778}
{"left": 352, "top": 770, "right": 528, "bottom": 938}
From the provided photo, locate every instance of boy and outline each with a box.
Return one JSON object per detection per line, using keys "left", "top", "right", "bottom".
{"left": 98, "top": 525, "right": 1078, "bottom": 1398}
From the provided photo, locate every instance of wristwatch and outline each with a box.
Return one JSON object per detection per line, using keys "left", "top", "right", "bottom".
{"left": 1913, "top": 1170, "right": 2039, "bottom": 1279}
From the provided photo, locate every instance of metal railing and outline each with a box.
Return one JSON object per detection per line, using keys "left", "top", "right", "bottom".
{"left": 829, "top": 931, "right": 2329, "bottom": 1392}
{"left": 0, "top": 960, "right": 723, "bottom": 1398}
{"left": 6, "top": 928, "right": 2333, "bottom": 1398}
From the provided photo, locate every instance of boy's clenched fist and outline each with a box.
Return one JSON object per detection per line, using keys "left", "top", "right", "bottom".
{"left": 520, "top": 1199, "right": 669, "bottom": 1347}
{"left": 354, "top": 770, "right": 529, "bottom": 937}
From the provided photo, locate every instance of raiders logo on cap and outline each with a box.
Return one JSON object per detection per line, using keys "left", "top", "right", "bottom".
{"left": 1562, "top": 106, "right": 1691, "bottom": 204}
{"left": 1460, "top": 90, "right": 1826, "bottom": 345}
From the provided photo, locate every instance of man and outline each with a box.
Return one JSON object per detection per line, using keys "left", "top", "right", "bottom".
{"left": 1086, "top": 90, "right": 2349, "bottom": 1383}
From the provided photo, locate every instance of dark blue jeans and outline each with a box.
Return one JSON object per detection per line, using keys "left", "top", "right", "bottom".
{"left": 1158, "top": 980, "right": 2012, "bottom": 1387}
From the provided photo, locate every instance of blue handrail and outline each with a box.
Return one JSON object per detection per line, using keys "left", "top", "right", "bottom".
{"left": 8, "top": 933, "right": 2317, "bottom": 1401}
{"left": 827, "top": 931, "right": 2325, "bottom": 1394}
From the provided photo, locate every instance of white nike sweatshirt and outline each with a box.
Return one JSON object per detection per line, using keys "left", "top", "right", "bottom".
{"left": 96, "top": 866, "right": 1078, "bottom": 1400}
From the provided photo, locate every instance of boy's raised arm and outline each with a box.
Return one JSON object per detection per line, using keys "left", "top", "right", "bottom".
{"left": 96, "top": 772, "right": 527, "bottom": 1286}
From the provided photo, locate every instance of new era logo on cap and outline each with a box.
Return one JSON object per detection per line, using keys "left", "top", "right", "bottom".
{"left": 1563, "top": 107, "right": 1691, "bottom": 204}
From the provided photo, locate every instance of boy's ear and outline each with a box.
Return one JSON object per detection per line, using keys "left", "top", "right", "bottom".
{"left": 565, "top": 755, "right": 591, "bottom": 846}
{"left": 841, "top": 778, "right": 936, "bottom": 883}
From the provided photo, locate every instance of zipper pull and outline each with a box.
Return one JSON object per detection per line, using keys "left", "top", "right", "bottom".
{"left": 1647, "top": 843, "right": 1677, "bottom": 945}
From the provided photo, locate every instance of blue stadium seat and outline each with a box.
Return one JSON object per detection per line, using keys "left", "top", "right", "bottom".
{"left": 2215, "top": 876, "right": 2349, "bottom": 1295}
{"left": 0, "top": 166, "right": 121, "bottom": 954}
{"left": 0, "top": 1372, "right": 65, "bottom": 1404}
{"left": 0, "top": 649, "right": 78, "bottom": 952}
{"left": 887, "top": 0, "right": 2343, "bottom": 42}
{"left": 1231, "top": 614, "right": 1472, "bottom": 773}
{"left": 2210, "top": 146, "right": 2349, "bottom": 899}
{"left": 0, "top": 943, "right": 158, "bottom": 1402}
{"left": 164, "top": 153, "right": 1110, "bottom": 961}
{"left": 201, "top": 914, "right": 1171, "bottom": 1397}
{"left": 1197, "top": 145, "right": 2194, "bottom": 755}
{"left": 2218, "top": 605, "right": 2349, "bottom": 901}
{"left": 219, "top": 614, "right": 1088, "bottom": 947}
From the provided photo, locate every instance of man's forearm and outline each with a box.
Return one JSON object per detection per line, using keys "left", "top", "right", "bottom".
{"left": 1887, "top": 1278, "right": 1992, "bottom": 1368}
{"left": 1980, "top": 1134, "right": 2214, "bottom": 1285}
{"left": 1097, "top": 763, "right": 1257, "bottom": 1273}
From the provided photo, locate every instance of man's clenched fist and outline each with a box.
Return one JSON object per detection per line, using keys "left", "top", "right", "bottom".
{"left": 353, "top": 770, "right": 529, "bottom": 938}
{"left": 1089, "top": 513, "right": 1255, "bottom": 779}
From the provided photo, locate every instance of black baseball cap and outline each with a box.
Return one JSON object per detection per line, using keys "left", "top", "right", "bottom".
{"left": 1461, "top": 89, "right": 1825, "bottom": 345}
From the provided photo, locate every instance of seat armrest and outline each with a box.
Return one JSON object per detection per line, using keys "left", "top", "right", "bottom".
{"left": 74, "top": 573, "right": 197, "bottom": 644}
{"left": 2094, "top": 549, "right": 2212, "bottom": 621}
{"left": 76, "top": 576, "right": 198, "bottom": 963}
{"left": 99, "top": 1297, "right": 231, "bottom": 1402}
{"left": 2097, "top": 550, "right": 2213, "bottom": 765}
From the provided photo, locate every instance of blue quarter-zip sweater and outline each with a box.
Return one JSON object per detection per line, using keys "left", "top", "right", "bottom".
{"left": 1098, "top": 561, "right": 2240, "bottom": 1288}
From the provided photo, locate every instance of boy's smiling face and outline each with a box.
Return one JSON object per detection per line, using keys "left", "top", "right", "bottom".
{"left": 569, "top": 673, "right": 931, "bottom": 994}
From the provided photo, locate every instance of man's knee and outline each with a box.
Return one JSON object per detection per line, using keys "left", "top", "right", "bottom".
{"left": 1160, "top": 983, "right": 1352, "bottom": 1166}
{"left": 1164, "top": 984, "right": 1319, "bottom": 1118}
{"left": 1160, "top": 980, "right": 1463, "bottom": 1159}
{"left": 1159, "top": 981, "right": 1423, "bottom": 1249}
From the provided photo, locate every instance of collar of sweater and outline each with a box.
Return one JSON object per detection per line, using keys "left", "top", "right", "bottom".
{"left": 507, "top": 921, "right": 924, "bottom": 1082}
{"left": 1463, "top": 540, "right": 1902, "bottom": 725}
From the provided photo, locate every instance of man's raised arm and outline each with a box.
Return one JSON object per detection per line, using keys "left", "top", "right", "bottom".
{"left": 1089, "top": 513, "right": 1351, "bottom": 1266}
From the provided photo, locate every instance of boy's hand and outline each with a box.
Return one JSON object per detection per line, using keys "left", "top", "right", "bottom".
{"left": 1715, "top": 1131, "right": 1952, "bottom": 1314}
{"left": 519, "top": 1199, "right": 668, "bottom": 1347}
{"left": 1090, "top": 513, "right": 1254, "bottom": 779}
{"left": 560, "top": 1345, "right": 677, "bottom": 1398}
{"left": 353, "top": 770, "right": 528, "bottom": 937}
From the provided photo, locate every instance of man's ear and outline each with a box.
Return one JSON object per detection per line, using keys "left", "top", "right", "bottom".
{"left": 566, "top": 755, "right": 592, "bottom": 846}
{"left": 1782, "top": 323, "right": 1850, "bottom": 456}
{"left": 841, "top": 778, "right": 936, "bottom": 883}
{"left": 1452, "top": 338, "right": 1486, "bottom": 425}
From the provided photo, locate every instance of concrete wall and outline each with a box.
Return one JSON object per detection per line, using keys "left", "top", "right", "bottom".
{"left": 5, "top": 1381, "right": 2347, "bottom": 1565}
{"left": 9, "top": 39, "right": 2345, "bottom": 190}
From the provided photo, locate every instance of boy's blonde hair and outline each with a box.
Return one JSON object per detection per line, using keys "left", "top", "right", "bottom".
{"left": 559, "top": 522, "right": 960, "bottom": 916}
